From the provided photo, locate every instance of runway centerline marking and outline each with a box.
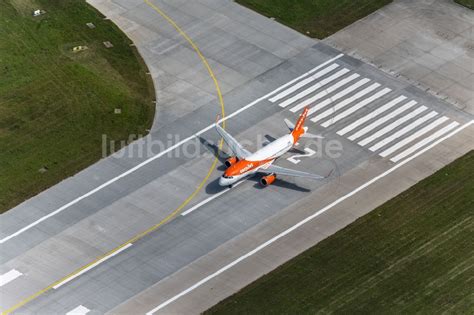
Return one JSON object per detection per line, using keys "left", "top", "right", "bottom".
{"left": 145, "top": 120, "right": 474, "bottom": 314}
{"left": 181, "top": 181, "right": 245, "bottom": 216}
{"left": 66, "top": 305, "right": 90, "bottom": 315}
{"left": 0, "top": 270, "right": 23, "bottom": 287}
{"left": 52, "top": 243, "right": 132, "bottom": 290}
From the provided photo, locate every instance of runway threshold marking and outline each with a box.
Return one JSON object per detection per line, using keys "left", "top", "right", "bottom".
{"left": 279, "top": 67, "right": 348, "bottom": 108}
{"left": 306, "top": 77, "right": 370, "bottom": 115}
{"left": 312, "top": 82, "right": 381, "bottom": 123}
{"left": 2, "top": 3, "right": 346, "bottom": 314}
{"left": 270, "top": 55, "right": 343, "bottom": 103}
{"left": 269, "top": 63, "right": 340, "bottom": 103}
{"left": 320, "top": 87, "right": 392, "bottom": 127}
{"left": 336, "top": 95, "right": 407, "bottom": 135}
{"left": 146, "top": 119, "right": 474, "bottom": 314}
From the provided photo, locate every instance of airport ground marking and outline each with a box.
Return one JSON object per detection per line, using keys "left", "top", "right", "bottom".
{"left": 146, "top": 120, "right": 474, "bottom": 314}
{"left": 0, "top": 52, "right": 344, "bottom": 246}
{"left": 181, "top": 181, "right": 245, "bottom": 216}
{"left": 2, "top": 3, "right": 346, "bottom": 314}
{"left": 52, "top": 243, "right": 133, "bottom": 290}
{"left": 65, "top": 305, "right": 90, "bottom": 315}
{"left": 1, "top": 1, "right": 226, "bottom": 313}
{"left": 0, "top": 270, "right": 23, "bottom": 287}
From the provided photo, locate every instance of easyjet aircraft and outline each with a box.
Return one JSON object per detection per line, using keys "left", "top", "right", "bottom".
{"left": 216, "top": 107, "right": 329, "bottom": 187}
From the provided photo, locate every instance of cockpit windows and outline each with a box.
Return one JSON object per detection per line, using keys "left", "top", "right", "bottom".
{"left": 222, "top": 174, "right": 233, "bottom": 179}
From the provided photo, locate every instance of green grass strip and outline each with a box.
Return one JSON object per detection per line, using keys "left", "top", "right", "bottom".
{"left": 207, "top": 151, "right": 474, "bottom": 314}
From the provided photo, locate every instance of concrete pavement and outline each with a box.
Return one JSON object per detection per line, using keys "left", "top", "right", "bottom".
{"left": 325, "top": 0, "right": 474, "bottom": 115}
{"left": 1, "top": 0, "right": 472, "bottom": 314}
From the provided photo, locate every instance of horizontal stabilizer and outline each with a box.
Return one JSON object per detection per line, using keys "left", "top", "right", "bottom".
{"left": 284, "top": 118, "right": 295, "bottom": 131}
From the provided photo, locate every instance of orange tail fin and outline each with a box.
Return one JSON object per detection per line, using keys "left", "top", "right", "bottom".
{"left": 291, "top": 107, "right": 309, "bottom": 141}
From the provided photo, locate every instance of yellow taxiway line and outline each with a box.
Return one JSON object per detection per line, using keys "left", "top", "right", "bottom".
{"left": 2, "top": 1, "right": 225, "bottom": 313}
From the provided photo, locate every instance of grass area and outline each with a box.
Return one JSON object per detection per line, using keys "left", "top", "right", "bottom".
{"left": 207, "top": 151, "right": 474, "bottom": 314}
{"left": 0, "top": 0, "right": 155, "bottom": 213}
{"left": 236, "top": 0, "right": 392, "bottom": 39}
{"left": 455, "top": 0, "right": 474, "bottom": 9}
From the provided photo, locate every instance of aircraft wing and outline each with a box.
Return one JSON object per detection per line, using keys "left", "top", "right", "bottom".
{"left": 215, "top": 123, "right": 251, "bottom": 159}
{"left": 262, "top": 164, "right": 328, "bottom": 180}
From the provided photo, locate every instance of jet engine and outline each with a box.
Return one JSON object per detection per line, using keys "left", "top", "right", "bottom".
{"left": 225, "top": 156, "right": 238, "bottom": 167}
{"left": 260, "top": 174, "right": 276, "bottom": 186}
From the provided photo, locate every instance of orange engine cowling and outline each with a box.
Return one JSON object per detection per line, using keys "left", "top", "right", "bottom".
{"left": 260, "top": 174, "right": 276, "bottom": 186}
{"left": 225, "top": 156, "right": 238, "bottom": 167}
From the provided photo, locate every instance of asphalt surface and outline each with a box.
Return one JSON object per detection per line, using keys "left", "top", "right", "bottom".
{"left": 1, "top": 0, "right": 473, "bottom": 314}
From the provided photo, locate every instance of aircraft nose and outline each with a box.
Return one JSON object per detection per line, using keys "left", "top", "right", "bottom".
{"left": 218, "top": 176, "right": 227, "bottom": 186}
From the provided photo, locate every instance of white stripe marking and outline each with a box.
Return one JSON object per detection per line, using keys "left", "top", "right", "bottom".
{"left": 290, "top": 73, "right": 360, "bottom": 112}
{"left": 280, "top": 69, "right": 350, "bottom": 108}
{"left": 380, "top": 116, "right": 450, "bottom": 157}
{"left": 0, "top": 54, "right": 345, "bottom": 244}
{"left": 269, "top": 63, "right": 340, "bottom": 102}
{"left": 181, "top": 181, "right": 244, "bottom": 216}
{"left": 391, "top": 122, "right": 461, "bottom": 162}
{"left": 311, "top": 83, "right": 380, "bottom": 122}
{"left": 348, "top": 100, "right": 417, "bottom": 141}
{"left": 307, "top": 78, "right": 371, "bottom": 116}
{"left": 66, "top": 305, "right": 90, "bottom": 315}
{"left": 53, "top": 243, "right": 132, "bottom": 289}
{"left": 336, "top": 96, "right": 407, "bottom": 135}
{"left": 320, "top": 88, "right": 392, "bottom": 127}
{"left": 369, "top": 111, "right": 438, "bottom": 151}
{"left": 145, "top": 119, "right": 474, "bottom": 315}
{"left": 358, "top": 106, "right": 428, "bottom": 146}
{"left": 0, "top": 269, "right": 23, "bottom": 287}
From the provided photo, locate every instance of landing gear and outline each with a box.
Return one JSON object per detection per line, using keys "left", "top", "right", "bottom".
{"left": 228, "top": 184, "right": 233, "bottom": 189}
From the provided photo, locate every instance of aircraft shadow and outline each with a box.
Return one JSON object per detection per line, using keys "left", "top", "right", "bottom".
{"left": 249, "top": 176, "right": 311, "bottom": 192}
{"left": 205, "top": 177, "right": 227, "bottom": 194}
{"left": 198, "top": 136, "right": 228, "bottom": 171}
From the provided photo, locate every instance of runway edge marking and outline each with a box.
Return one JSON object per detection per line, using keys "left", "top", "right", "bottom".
{"left": 146, "top": 120, "right": 474, "bottom": 314}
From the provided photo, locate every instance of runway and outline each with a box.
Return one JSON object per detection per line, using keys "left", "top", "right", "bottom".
{"left": 1, "top": 0, "right": 473, "bottom": 314}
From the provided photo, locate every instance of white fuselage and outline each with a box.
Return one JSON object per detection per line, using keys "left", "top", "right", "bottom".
{"left": 247, "top": 134, "right": 295, "bottom": 162}
{"left": 218, "top": 134, "right": 295, "bottom": 186}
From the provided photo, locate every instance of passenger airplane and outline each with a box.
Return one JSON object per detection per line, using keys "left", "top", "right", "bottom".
{"left": 216, "top": 107, "right": 329, "bottom": 187}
